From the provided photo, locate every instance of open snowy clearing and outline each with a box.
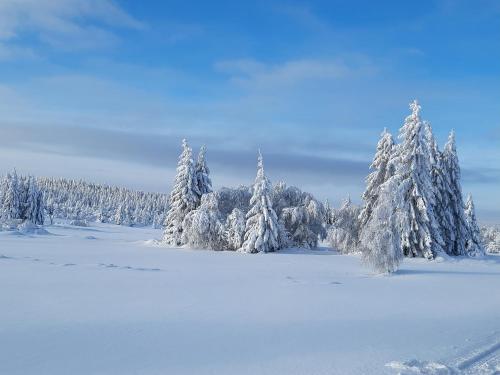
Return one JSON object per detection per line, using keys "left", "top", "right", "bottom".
{"left": 1, "top": 222, "right": 499, "bottom": 375}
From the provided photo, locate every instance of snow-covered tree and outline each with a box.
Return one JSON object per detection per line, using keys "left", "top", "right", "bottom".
{"left": 324, "top": 199, "right": 333, "bottom": 225}
{"left": 114, "top": 203, "right": 130, "bottom": 226}
{"left": 181, "top": 193, "right": 225, "bottom": 250}
{"left": 481, "top": 226, "right": 500, "bottom": 254}
{"left": 280, "top": 196, "right": 325, "bottom": 248}
{"left": 24, "top": 176, "right": 44, "bottom": 225}
{"left": 163, "top": 139, "right": 200, "bottom": 246}
{"left": 242, "top": 151, "right": 281, "bottom": 253}
{"left": 361, "top": 178, "right": 403, "bottom": 274}
{"left": 327, "top": 196, "right": 361, "bottom": 254}
{"left": 359, "top": 128, "right": 395, "bottom": 227}
{"left": 272, "top": 182, "right": 325, "bottom": 248}
{"left": 2, "top": 171, "right": 22, "bottom": 221}
{"left": 442, "top": 130, "right": 469, "bottom": 256}
{"left": 225, "top": 208, "right": 246, "bottom": 250}
{"left": 392, "top": 100, "right": 439, "bottom": 259}
{"left": 194, "top": 145, "right": 212, "bottom": 199}
{"left": 464, "top": 194, "right": 485, "bottom": 256}
{"left": 422, "top": 122, "right": 446, "bottom": 255}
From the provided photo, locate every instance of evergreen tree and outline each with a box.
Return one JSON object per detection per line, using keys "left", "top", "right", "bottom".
{"left": 2, "top": 171, "right": 22, "bottom": 221}
{"left": 361, "top": 178, "right": 404, "bottom": 274}
{"left": 163, "top": 139, "right": 199, "bottom": 246}
{"left": 181, "top": 193, "right": 225, "bottom": 250}
{"left": 327, "top": 196, "right": 361, "bottom": 254}
{"left": 442, "top": 130, "right": 469, "bottom": 256}
{"left": 242, "top": 151, "right": 281, "bottom": 253}
{"left": 422, "top": 122, "right": 446, "bottom": 255}
{"left": 324, "top": 199, "right": 332, "bottom": 225}
{"left": 359, "top": 128, "right": 395, "bottom": 227}
{"left": 194, "top": 145, "right": 212, "bottom": 199}
{"left": 115, "top": 203, "right": 130, "bottom": 226}
{"left": 464, "top": 194, "right": 485, "bottom": 256}
{"left": 24, "top": 176, "right": 39, "bottom": 224}
{"left": 225, "top": 208, "right": 246, "bottom": 250}
{"left": 393, "top": 100, "right": 439, "bottom": 259}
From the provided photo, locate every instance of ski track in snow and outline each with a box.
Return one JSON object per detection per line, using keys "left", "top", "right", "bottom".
{"left": 388, "top": 332, "right": 500, "bottom": 374}
{"left": 452, "top": 333, "right": 500, "bottom": 374}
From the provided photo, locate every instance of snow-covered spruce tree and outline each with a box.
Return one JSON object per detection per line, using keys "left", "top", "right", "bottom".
{"left": 464, "top": 194, "right": 485, "bottom": 256}
{"left": 392, "top": 100, "right": 440, "bottom": 259}
{"left": 361, "top": 178, "right": 404, "bottom": 274}
{"left": 181, "top": 193, "right": 225, "bottom": 250}
{"left": 225, "top": 208, "right": 246, "bottom": 250}
{"left": 163, "top": 139, "right": 200, "bottom": 246}
{"left": 242, "top": 151, "right": 281, "bottom": 253}
{"left": 442, "top": 130, "right": 469, "bottom": 256}
{"left": 194, "top": 145, "right": 212, "bottom": 199}
{"left": 24, "top": 176, "right": 44, "bottom": 225}
{"left": 324, "top": 199, "right": 333, "bottom": 225}
{"left": 359, "top": 128, "right": 395, "bottom": 227}
{"left": 114, "top": 203, "right": 130, "bottom": 226}
{"left": 422, "top": 122, "right": 446, "bottom": 255}
{"left": 2, "top": 171, "right": 22, "bottom": 221}
{"left": 327, "top": 196, "right": 361, "bottom": 254}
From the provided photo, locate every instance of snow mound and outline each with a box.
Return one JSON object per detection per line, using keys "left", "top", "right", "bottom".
{"left": 17, "top": 222, "right": 50, "bottom": 235}
{"left": 386, "top": 360, "right": 458, "bottom": 374}
{"left": 84, "top": 235, "right": 97, "bottom": 240}
{"left": 69, "top": 220, "right": 89, "bottom": 227}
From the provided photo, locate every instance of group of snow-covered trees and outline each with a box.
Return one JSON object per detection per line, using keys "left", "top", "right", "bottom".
{"left": 0, "top": 171, "right": 44, "bottom": 226}
{"left": 162, "top": 140, "right": 325, "bottom": 252}
{"left": 38, "top": 178, "right": 168, "bottom": 227}
{"left": 481, "top": 225, "right": 500, "bottom": 254}
{"left": 339, "top": 100, "right": 485, "bottom": 273}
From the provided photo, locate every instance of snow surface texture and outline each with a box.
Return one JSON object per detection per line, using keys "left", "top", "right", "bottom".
{"left": 1, "top": 222, "right": 500, "bottom": 375}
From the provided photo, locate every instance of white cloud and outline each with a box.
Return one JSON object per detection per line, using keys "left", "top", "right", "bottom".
{"left": 0, "top": 0, "right": 144, "bottom": 52}
{"left": 215, "top": 57, "right": 377, "bottom": 89}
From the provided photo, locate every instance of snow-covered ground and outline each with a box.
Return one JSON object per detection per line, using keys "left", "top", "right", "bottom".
{"left": 1, "top": 222, "right": 499, "bottom": 375}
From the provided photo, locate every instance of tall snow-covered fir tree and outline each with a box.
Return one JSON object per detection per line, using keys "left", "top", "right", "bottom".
{"left": 163, "top": 139, "right": 200, "bottom": 246}
{"left": 242, "top": 151, "right": 281, "bottom": 253}
{"left": 422, "top": 122, "right": 446, "bottom": 255}
{"left": 392, "top": 100, "right": 440, "bottom": 259}
{"left": 194, "top": 145, "right": 212, "bottom": 199}
{"left": 359, "top": 128, "right": 395, "bottom": 227}
{"left": 464, "top": 193, "right": 485, "bottom": 256}
{"left": 442, "top": 130, "right": 469, "bottom": 256}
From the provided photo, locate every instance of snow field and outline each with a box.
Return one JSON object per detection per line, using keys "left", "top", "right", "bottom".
{"left": 1, "top": 222, "right": 499, "bottom": 374}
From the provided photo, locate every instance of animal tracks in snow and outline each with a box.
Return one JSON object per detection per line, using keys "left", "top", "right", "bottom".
{"left": 284, "top": 275, "right": 342, "bottom": 286}
{"left": 0, "top": 254, "right": 163, "bottom": 273}
{"left": 98, "top": 263, "right": 161, "bottom": 272}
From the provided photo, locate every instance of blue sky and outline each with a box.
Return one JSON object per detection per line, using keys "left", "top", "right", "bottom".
{"left": 0, "top": 0, "right": 499, "bottom": 221}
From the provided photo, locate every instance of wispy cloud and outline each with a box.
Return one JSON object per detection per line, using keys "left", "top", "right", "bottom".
{"left": 215, "top": 57, "right": 377, "bottom": 88}
{"left": 0, "top": 0, "right": 144, "bottom": 53}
